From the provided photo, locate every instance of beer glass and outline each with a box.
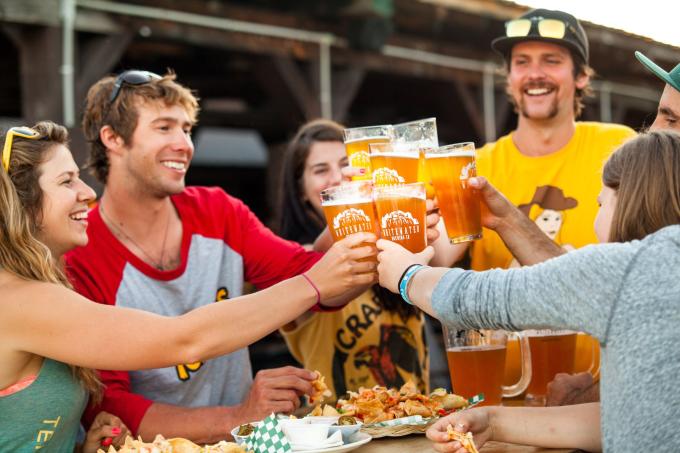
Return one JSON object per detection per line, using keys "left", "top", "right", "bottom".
{"left": 524, "top": 329, "right": 578, "bottom": 406}
{"left": 444, "top": 327, "right": 531, "bottom": 407}
{"left": 373, "top": 183, "right": 427, "bottom": 253}
{"left": 369, "top": 142, "right": 419, "bottom": 186}
{"left": 393, "top": 118, "right": 438, "bottom": 197}
{"left": 343, "top": 125, "right": 393, "bottom": 181}
{"left": 425, "top": 142, "right": 482, "bottom": 243}
{"left": 320, "top": 181, "right": 379, "bottom": 261}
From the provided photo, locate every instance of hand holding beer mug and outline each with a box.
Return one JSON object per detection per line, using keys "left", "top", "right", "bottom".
{"left": 321, "top": 181, "right": 379, "bottom": 261}
{"left": 373, "top": 183, "right": 427, "bottom": 253}
{"left": 444, "top": 328, "right": 531, "bottom": 406}
{"left": 343, "top": 125, "right": 393, "bottom": 181}
{"left": 425, "top": 142, "right": 483, "bottom": 243}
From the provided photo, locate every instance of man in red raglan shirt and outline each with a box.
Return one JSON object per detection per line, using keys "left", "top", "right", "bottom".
{"left": 65, "top": 70, "right": 370, "bottom": 443}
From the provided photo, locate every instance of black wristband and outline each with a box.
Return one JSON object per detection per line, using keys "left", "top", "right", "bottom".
{"left": 398, "top": 264, "right": 422, "bottom": 291}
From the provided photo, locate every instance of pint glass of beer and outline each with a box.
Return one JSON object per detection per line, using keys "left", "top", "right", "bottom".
{"left": 523, "top": 329, "right": 578, "bottom": 406}
{"left": 343, "top": 125, "right": 393, "bottom": 181}
{"left": 369, "top": 142, "right": 419, "bottom": 186}
{"left": 321, "top": 181, "right": 379, "bottom": 261}
{"left": 373, "top": 183, "right": 427, "bottom": 253}
{"left": 425, "top": 142, "right": 482, "bottom": 243}
{"left": 444, "top": 327, "right": 531, "bottom": 407}
{"left": 393, "top": 118, "right": 438, "bottom": 197}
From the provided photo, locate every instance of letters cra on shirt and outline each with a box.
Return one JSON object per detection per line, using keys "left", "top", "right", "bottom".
{"left": 174, "top": 287, "right": 229, "bottom": 381}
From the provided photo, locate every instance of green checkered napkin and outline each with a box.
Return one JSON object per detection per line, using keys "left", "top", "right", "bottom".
{"left": 365, "top": 393, "right": 485, "bottom": 427}
{"left": 244, "top": 413, "right": 292, "bottom": 453}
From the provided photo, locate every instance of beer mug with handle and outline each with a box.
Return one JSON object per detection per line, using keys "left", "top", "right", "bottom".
{"left": 444, "top": 327, "right": 531, "bottom": 407}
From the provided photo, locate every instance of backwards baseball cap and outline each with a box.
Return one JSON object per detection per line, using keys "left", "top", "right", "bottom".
{"left": 492, "top": 9, "right": 589, "bottom": 64}
{"left": 635, "top": 51, "right": 680, "bottom": 93}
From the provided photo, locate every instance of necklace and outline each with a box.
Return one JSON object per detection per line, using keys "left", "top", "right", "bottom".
{"left": 100, "top": 202, "right": 172, "bottom": 271}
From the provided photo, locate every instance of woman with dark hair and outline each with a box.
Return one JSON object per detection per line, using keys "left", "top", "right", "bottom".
{"left": 276, "top": 119, "right": 429, "bottom": 402}
{"left": 0, "top": 121, "right": 376, "bottom": 451}
{"left": 377, "top": 131, "right": 680, "bottom": 451}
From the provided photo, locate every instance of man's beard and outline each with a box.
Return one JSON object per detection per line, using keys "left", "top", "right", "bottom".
{"left": 518, "top": 93, "right": 560, "bottom": 120}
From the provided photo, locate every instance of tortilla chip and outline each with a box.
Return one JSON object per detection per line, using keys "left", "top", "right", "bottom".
{"left": 309, "top": 371, "right": 332, "bottom": 404}
{"left": 322, "top": 404, "right": 340, "bottom": 416}
{"left": 446, "top": 425, "right": 480, "bottom": 453}
{"left": 403, "top": 399, "right": 434, "bottom": 417}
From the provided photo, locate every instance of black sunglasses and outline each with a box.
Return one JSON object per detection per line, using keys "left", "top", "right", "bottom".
{"left": 109, "top": 70, "right": 162, "bottom": 104}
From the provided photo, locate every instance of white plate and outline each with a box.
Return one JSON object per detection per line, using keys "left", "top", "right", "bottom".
{"left": 292, "top": 431, "right": 371, "bottom": 453}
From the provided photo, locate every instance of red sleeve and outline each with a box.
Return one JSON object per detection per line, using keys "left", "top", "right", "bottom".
{"left": 192, "top": 188, "right": 322, "bottom": 289}
{"left": 82, "top": 371, "right": 153, "bottom": 435}
{"left": 65, "top": 229, "right": 154, "bottom": 434}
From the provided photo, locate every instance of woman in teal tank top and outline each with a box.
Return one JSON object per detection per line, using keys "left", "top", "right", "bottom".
{"left": 0, "top": 119, "right": 378, "bottom": 448}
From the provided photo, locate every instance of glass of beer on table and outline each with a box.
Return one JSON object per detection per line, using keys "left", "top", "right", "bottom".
{"left": 425, "top": 142, "right": 482, "bottom": 244}
{"left": 523, "top": 329, "right": 579, "bottom": 406}
{"left": 444, "top": 328, "right": 531, "bottom": 406}
{"left": 343, "top": 125, "right": 393, "bottom": 181}
{"left": 373, "top": 182, "right": 427, "bottom": 253}
{"left": 320, "top": 181, "right": 379, "bottom": 261}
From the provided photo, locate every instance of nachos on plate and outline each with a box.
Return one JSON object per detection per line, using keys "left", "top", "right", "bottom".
{"left": 97, "top": 435, "right": 246, "bottom": 453}
{"left": 334, "top": 381, "right": 468, "bottom": 424}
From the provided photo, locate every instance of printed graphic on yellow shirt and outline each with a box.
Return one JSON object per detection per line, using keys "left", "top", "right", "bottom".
{"left": 175, "top": 287, "right": 229, "bottom": 381}
{"left": 510, "top": 186, "right": 577, "bottom": 267}
{"left": 332, "top": 302, "right": 425, "bottom": 396}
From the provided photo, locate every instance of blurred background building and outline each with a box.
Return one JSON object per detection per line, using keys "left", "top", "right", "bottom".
{"left": 2, "top": 0, "right": 677, "bottom": 387}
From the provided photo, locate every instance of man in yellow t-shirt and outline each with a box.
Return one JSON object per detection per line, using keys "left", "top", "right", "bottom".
{"left": 433, "top": 8, "right": 635, "bottom": 270}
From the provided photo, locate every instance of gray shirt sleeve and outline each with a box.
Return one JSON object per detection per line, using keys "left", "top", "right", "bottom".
{"left": 431, "top": 240, "right": 643, "bottom": 342}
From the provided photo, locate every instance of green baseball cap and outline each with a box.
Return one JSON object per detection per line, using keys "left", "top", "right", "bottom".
{"left": 635, "top": 51, "right": 680, "bottom": 93}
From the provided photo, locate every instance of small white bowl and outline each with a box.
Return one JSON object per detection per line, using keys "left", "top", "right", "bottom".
{"left": 329, "top": 421, "right": 362, "bottom": 443}
{"left": 230, "top": 421, "right": 260, "bottom": 445}
{"left": 305, "top": 416, "right": 340, "bottom": 425}
{"left": 283, "top": 423, "right": 331, "bottom": 446}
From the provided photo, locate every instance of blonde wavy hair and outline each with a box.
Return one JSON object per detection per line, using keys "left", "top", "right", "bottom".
{"left": 0, "top": 121, "right": 102, "bottom": 400}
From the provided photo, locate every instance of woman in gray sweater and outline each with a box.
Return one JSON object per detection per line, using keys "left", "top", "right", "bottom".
{"left": 376, "top": 131, "right": 680, "bottom": 452}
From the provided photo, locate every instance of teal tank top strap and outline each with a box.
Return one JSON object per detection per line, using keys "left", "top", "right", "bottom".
{"left": 0, "top": 358, "right": 88, "bottom": 452}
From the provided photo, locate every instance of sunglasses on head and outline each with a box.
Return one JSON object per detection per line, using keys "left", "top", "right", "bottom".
{"left": 109, "top": 70, "right": 162, "bottom": 104}
{"left": 2, "top": 126, "right": 40, "bottom": 172}
{"left": 505, "top": 17, "right": 574, "bottom": 40}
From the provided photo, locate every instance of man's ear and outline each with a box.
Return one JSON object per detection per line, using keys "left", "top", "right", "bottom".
{"left": 99, "top": 125, "right": 125, "bottom": 156}
{"left": 575, "top": 70, "right": 590, "bottom": 90}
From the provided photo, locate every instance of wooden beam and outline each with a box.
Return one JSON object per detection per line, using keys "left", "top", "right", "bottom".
{"left": 332, "top": 67, "right": 365, "bottom": 123}
{"left": 272, "top": 56, "right": 320, "bottom": 120}
{"left": 3, "top": 24, "right": 63, "bottom": 123}
{"left": 451, "top": 77, "right": 484, "bottom": 139}
{"left": 75, "top": 31, "right": 134, "bottom": 102}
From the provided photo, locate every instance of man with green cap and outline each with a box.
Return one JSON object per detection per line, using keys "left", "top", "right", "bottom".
{"left": 636, "top": 51, "right": 680, "bottom": 132}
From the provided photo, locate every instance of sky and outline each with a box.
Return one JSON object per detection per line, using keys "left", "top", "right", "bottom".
{"left": 514, "top": 0, "right": 680, "bottom": 47}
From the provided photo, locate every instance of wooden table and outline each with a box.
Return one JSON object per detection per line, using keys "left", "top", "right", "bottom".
{"left": 358, "top": 435, "right": 576, "bottom": 453}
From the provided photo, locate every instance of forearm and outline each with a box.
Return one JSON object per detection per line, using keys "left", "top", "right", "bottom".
{"left": 489, "top": 404, "right": 601, "bottom": 452}
{"left": 312, "top": 227, "right": 334, "bottom": 253}
{"left": 137, "top": 402, "right": 247, "bottom": 444}
{"left": 321, "top": 283, "right": 372, "bottom": 308}
{"left": 495, "top": 209, "right": 565, "bottom": 266}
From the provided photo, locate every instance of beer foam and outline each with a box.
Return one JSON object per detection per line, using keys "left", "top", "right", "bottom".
{"left": 344, "top": 136, "right": 389, "bottom": 144}
{"left": 372, "top": 152, "right": 419, "bottom": 159}
{"left": 426, "top": 150, "right": 475, "bottom": 158}
{"left": 322, "top": 197, "right": 372, "bottom": 207}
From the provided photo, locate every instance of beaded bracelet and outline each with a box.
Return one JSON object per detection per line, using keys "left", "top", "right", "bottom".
{"left": 398, "top": 264, "right": 427, "bottom": 305}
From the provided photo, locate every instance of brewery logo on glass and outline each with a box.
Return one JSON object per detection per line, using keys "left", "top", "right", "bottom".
{"left": 349, "top": 151, "right": 370, "bottom": 169}
{"left": 373, "top": 167, "right": 405, "bottom": 186}
{"left": 380, "top": 210, "right": 421, "bottom": 241}
{"left": 332, "top": 208, "right": 373, "bottom": 236}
